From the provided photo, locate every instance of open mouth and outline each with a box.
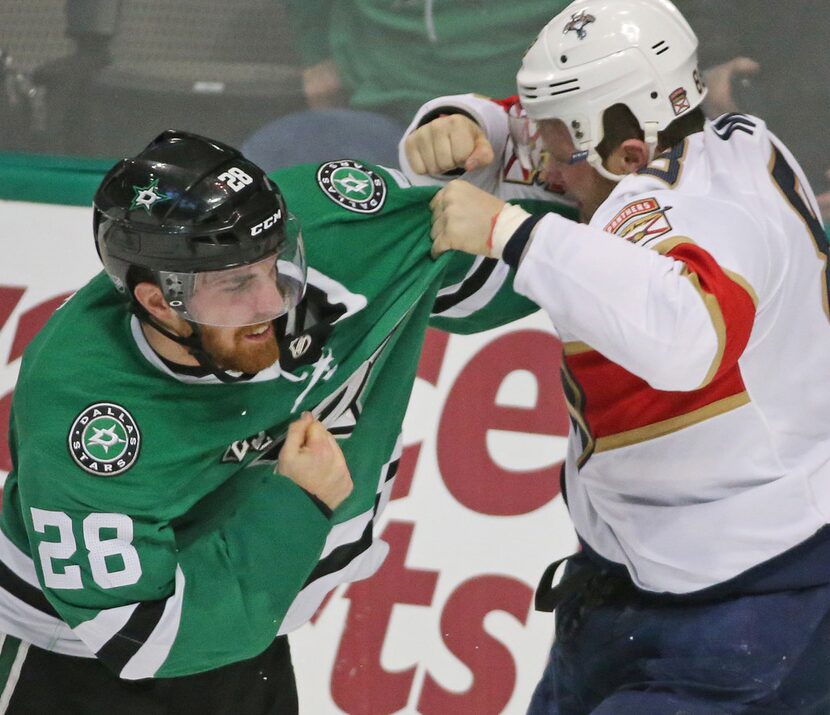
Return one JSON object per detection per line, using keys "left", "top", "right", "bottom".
{"left": 244, "top": 323, "right": 273, "bottom": 341}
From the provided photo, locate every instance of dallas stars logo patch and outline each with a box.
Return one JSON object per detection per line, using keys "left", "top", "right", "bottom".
{"left": 316, "top": 160, "right": 387, "bottom": 214}
{"left": 68, "top": 403, "right": 141, "bottom": 476}
{"left": 130, "top": 178, "right": 171, "bottom": 213}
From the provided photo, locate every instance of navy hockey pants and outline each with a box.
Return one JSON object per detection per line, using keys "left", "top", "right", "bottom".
{"left": 528, "top": 557, "right": 830, "bottom": 714}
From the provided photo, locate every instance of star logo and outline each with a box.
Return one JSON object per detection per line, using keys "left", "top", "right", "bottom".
{"left": 332, "top": 172, "right": 371, "bottom": 198}
{"left": 316, "top": 160, "right": 387, "bottom": 214}
{"left": 129, "top": 178, "right": 171, "bottom": 213}
{"left": 68, "top": 403, "right": 141, "bottom": 476}
{"left": 85, "top": 423, "right": 127, "bottom": 453}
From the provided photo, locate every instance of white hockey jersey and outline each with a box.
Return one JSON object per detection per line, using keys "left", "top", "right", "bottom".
{"left": 403, "top": 97, "right": 830, "bottom": 594}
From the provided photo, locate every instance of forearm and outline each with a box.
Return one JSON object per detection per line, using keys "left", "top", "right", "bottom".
{"left": 161, "top": 474, "right": 330, "bottom": 676}
{"left": 429, "top": 197, "right": 577, "bottom": 332}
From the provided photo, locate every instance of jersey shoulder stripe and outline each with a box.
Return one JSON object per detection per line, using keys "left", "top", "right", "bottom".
{"left": 712, "top": 112, "right": 757, "bottom": 140}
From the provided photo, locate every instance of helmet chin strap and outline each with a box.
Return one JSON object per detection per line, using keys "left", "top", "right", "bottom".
{"left": 132, "top": 303, "right": 254, "bottom": 383}
{"left": 588, "top": 150, "right": 626, "bottom": 183}
{"left": 584, "top": 121, "right": 660, "bottom": 183}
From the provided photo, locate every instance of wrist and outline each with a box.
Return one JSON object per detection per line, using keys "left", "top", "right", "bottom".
{"left": 300, "top": 487, "right": 334, "bottom": 519}
{"left": 489, "top": 204, "right": 532, "bottom": 258}
{"left": 502, "top": 213, "right": 549, "bottom": 269}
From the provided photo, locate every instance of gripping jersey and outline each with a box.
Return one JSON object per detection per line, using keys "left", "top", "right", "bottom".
{"left": 515, "top": 117, "right": 830, "bottom": 594}
{"left": 0, "top": 161, "right": 553, "bottom": 679}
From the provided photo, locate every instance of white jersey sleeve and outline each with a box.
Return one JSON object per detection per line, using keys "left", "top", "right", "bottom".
{"left": 514, "top": 212, "right": 721, "bottom": 390}
{"left": 513, "top": 128, "right": 779, "bottom": 393}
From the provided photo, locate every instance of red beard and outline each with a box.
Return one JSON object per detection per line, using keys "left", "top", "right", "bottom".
{"left": 200, "top": 323, "right": 280, "bottom": 374}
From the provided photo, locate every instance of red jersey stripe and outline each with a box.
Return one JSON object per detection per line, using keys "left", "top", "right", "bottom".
{"left": 562, "top": 240, "right": 757, "bottom": 452}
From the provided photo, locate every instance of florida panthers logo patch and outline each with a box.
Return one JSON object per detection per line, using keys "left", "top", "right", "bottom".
{"left": 68, "top": 403, "right": 141, "bottom": 476}
{"left": 604, "top": 198, "right": 673, "bottom": 245}
{"left": 563, "top": 10, "right": 596, "bottom": 40}
{"left": 316, "top": 160, "right": 387, "bottom": 214}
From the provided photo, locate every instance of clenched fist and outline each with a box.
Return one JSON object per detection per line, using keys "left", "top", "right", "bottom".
{"left": 404, "top": 114, "right": 495, "bottom": 176}
{"left": 278, "top": 412, "right": 353, "bottom": 511}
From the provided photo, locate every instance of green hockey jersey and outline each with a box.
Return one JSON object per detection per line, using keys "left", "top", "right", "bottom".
{"left": 0, "top": 160, "right": 560, "bottom": 679}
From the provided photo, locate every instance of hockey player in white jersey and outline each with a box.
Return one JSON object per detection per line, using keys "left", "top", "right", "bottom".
{"left": 404, "top": 0, "right": 830, "bottom": 712}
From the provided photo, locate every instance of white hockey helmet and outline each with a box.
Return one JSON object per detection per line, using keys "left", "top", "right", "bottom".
{"left": 516, "top": 0, "right": 706, "bottom": 179}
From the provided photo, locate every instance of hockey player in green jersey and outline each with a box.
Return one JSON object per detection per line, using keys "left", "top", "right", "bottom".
{"left": 0, "top": 131, "right": 561, "bottom": 713}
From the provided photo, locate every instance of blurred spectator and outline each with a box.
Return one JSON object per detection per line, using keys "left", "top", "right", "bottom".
{"left": 29, "top": 1, "right": 122, "bottom": 154}
{"left": 243, "top": 0, "right": 570, "bottom": 169}
{"left": 64, "top": 0, "right": 121, "bottom": 65}
{"left": 678, "top": 0, "right": 830, "bottom": 220}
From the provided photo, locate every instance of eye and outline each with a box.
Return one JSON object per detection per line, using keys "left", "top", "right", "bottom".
{"left": 224, "top": 276, "right": 254, "bottom": 293}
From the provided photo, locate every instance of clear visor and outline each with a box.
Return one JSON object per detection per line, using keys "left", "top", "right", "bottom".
{"left": 158, "top": 216, "right": 306, "bottom": 328}
{"left": 508, "top": 103, "right": 546, "bottom": 174}
{"left": 508, "top": 105, "right": 590, "bottom": 173}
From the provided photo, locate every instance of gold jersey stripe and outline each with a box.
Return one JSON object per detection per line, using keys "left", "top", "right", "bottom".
{"left": 594, "top": 391, "right": 750, "bottom": 453}
{"left": 563, "top": 341, "right": 594, "bottom": 355}
{"left": 652, "top": 235, "right": 756, "bottom": 388}
{"left": 560, "top": 361, "right": 595, "bottom": 468}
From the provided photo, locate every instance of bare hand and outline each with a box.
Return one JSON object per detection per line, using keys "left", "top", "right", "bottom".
{"left": 702, "top": 56, "right": 760, "bottom": 116}
{"left": 302, "top": 59, "right": 345, "bottom": 110}
{"left": 430, "top": 179, "right": 507, "bottom": 258}
{"left": 405, "top": 114, "right": 495, "bottom": 175}
{"left": 278, "top": 412, "right": 353, "bottom": 510}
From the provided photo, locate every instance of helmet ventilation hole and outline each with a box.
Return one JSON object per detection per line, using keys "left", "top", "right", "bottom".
{"left": 652, "top": 40, "right": 670, "bottom": 56}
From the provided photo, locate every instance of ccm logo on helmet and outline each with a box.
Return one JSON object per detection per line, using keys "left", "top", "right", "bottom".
{"left": 251, "top": 210, "right": 282, "bottom": 236}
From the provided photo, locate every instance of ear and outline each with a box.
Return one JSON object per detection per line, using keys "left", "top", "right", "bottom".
{"left": 133, "top": 282, "right": 187, "bottom": 333}
{"left": 604, "top": 139, "right": 650, "bottom": 175}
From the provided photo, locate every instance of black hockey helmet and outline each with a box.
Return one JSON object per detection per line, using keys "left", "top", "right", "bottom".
{"left": 93, "top": 129, "right": 306, "bottom": 327}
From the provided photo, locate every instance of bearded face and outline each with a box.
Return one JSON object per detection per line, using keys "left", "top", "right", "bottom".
{"left": 198, "top": 321, "right": 280, "bottom": 374}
